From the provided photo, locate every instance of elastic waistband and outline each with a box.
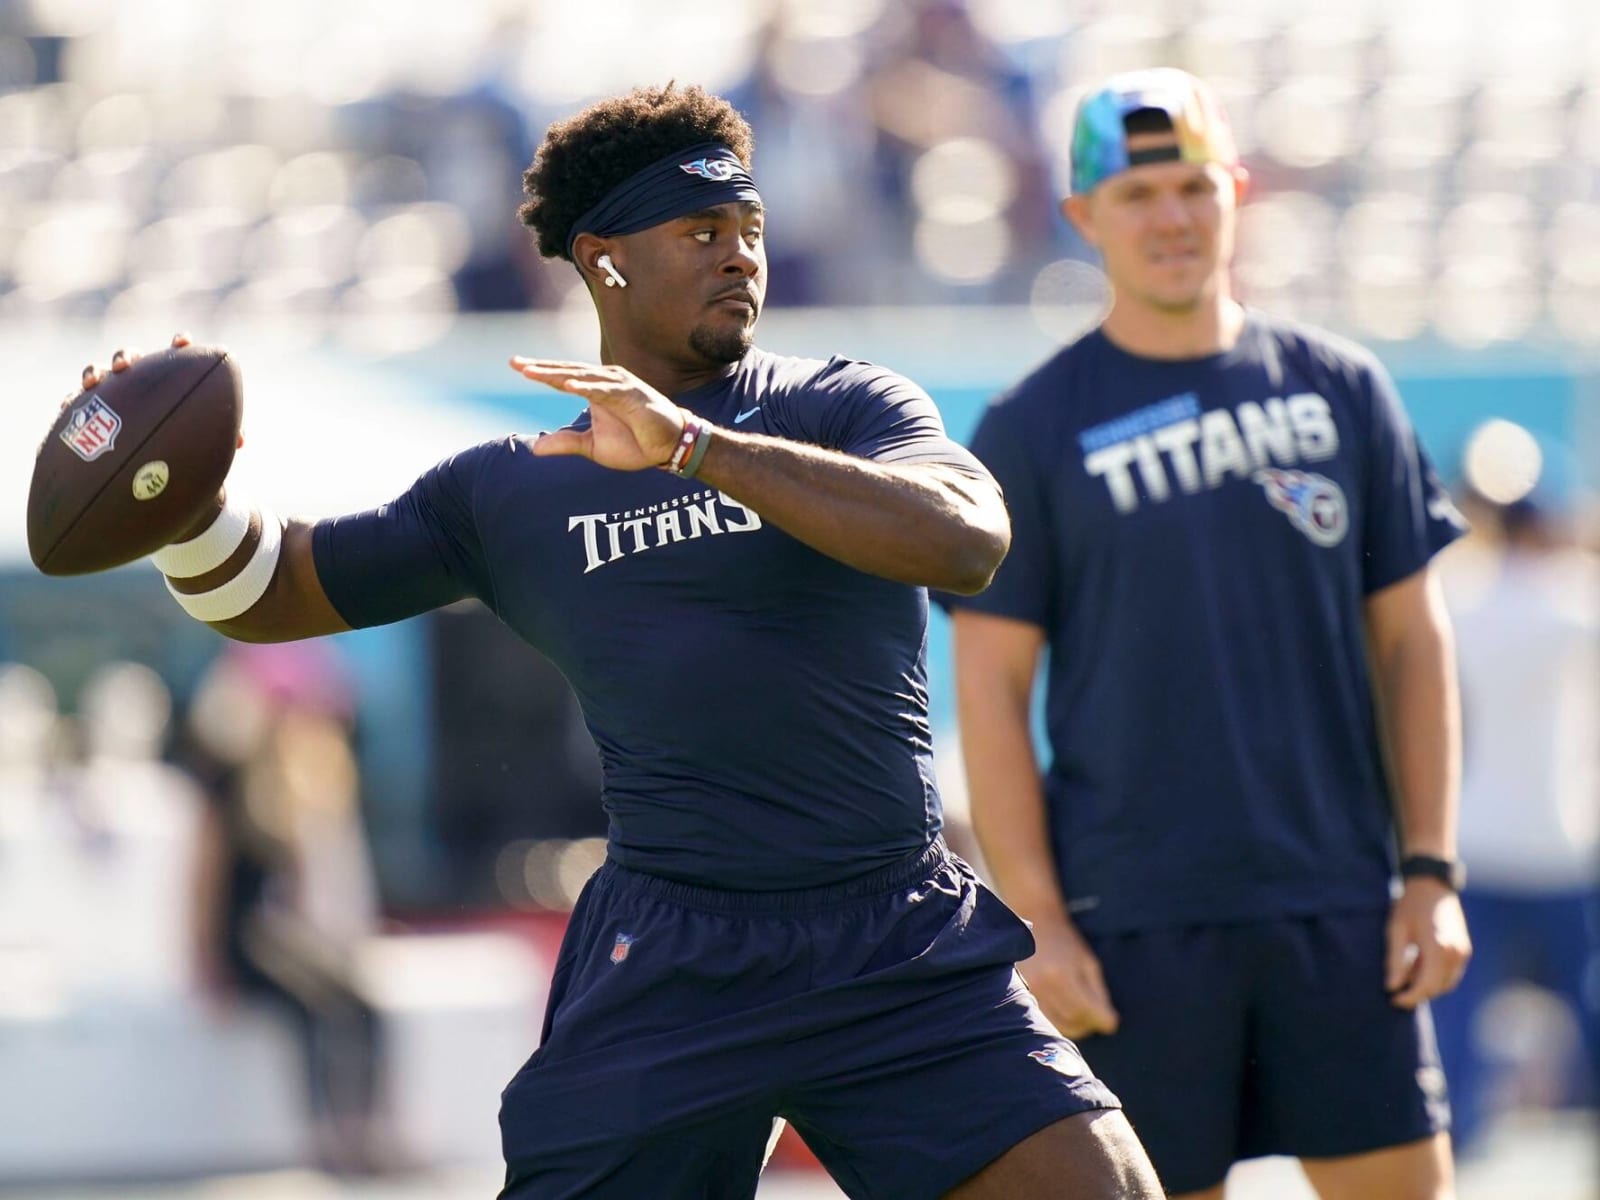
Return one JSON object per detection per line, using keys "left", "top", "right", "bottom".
{"left": 596, "top": 837, "right": 953, "bottom": 916}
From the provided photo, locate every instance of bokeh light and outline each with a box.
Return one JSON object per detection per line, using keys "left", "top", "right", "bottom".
{"left": 1463, "top": 419, "right": 1544, "bottom": 505}
{"left": 1028, "top": 258, "right": 1109, "bottom": 341}
{"left": 913, "top": 213, "right": 1010, "bottom": 285}
{"left": 910, "top": 138, "right": 1016, "bottom": 224}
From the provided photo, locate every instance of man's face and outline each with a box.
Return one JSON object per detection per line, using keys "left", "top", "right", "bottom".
{"left": 611, "top": 200, "right": 766, "bottom": 366}
{"left": 1067, "top": 132, "right": 1243, "bottom": 314}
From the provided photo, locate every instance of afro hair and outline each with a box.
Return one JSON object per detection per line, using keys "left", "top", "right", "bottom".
{"left": 519, "top": 83, "right": 755, "bottom": 262}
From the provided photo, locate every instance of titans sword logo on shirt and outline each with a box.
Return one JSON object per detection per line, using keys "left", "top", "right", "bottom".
{"left": 568, "top": 489, "right": 763, "bottom": 573}
{"left": 1079, "top": 392, "right": 1340, "bottom": 514}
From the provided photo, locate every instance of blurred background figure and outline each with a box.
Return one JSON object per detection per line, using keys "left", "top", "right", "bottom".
{"left": 0, "top": 660, "right": 59, "bottom": 805}
{"left": 179, "top": 641, "right": 394, "bottom": 1176}
{"left": 68, "top": 661, "right": 204, "bottom": 1003}
{"left": 1436, "top": 424, "right": 1600, "bottom": 1158}
{"left": 0, "top": 663, "right": 65, "bottom": 1022}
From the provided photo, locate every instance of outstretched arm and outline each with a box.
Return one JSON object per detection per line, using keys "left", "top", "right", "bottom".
{"left": 166, "top": 501, "right": 350, "bottom": 643}
{"left": 514, "top": 358, "right": 1010, "bottom": 595}
{"left": 82, "top": 338, "right": 350, "bottom": 644}
{"left": 695, "top": 435, "right": 1007, "bottom": 595}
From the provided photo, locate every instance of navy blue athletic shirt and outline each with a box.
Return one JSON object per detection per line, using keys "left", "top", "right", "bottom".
{"left": 313, "top": 348, "right": 990, "bottom": 891}
{"left": 945, "top": 312, "right": 1465, "bottom": 934}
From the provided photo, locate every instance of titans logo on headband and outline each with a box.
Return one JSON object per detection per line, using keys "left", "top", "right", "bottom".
{"left": 566, "top": 142, "right": 760, "bottom": 259}
{"left": 679, "top": 157, "right": 739, "bottom": 181}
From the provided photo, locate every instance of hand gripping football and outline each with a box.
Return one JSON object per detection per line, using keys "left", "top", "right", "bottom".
{"left": 27, "top": 344, "right": 243, "bottom": 576}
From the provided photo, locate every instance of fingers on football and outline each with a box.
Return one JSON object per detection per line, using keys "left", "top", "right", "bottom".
{"left": 110, "top": 347, "right": 140, "bottom": 372}
{"left": 172, "top": 332, "right": 191, "bottom": 347}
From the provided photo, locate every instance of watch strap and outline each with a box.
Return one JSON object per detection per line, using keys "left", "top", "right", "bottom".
{"left": 1398, "top": 854, "right": 1466, "bottom": 892}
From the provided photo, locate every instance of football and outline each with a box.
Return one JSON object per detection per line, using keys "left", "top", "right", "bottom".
{"left": 26, "top": 344, "right": 243, "bottom": 576}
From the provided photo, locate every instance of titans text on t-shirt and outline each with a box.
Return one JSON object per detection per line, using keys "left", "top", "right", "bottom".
{"left": 945, "top": 313, "right": 1466, "bottom": 933}
{"left": 314, "top": 349, "right": 991, "bottom": 891}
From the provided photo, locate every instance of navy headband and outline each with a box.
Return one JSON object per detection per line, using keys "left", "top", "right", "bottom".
{"left": 564, "top": 141, "right": 761, "bottom": 260}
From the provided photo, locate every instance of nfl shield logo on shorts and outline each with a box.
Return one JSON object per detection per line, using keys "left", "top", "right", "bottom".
{"left": 610, "top": 933, "right": 635, "bottom": 964}
{"left": 60, "top": 396, "right": 122, "bottom": 462}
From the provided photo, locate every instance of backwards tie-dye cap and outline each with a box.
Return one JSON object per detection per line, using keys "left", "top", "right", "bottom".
{"left": 1069, "top": 68, "right": 1239, "bottom": 194}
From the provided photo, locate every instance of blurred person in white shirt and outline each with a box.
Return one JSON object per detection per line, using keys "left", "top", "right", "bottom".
{"left": 1434, "top": 493, "right": 1599, "bottom": 1154}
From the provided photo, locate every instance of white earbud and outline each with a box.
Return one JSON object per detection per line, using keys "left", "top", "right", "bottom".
{"left": 597, "top": 254, "right": 628, "bottom": 288}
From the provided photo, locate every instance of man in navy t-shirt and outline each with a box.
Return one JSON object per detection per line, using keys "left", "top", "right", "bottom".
{"left": 945, "top": 70, "right": 1472, "bottom": 1200}
{"left": 81, "top": 85, "right": 1162, "bottom": 1198}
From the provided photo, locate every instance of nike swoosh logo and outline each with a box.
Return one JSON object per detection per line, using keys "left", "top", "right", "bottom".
{"left": 734, "top": 407, "right": 761, "bottom": 423}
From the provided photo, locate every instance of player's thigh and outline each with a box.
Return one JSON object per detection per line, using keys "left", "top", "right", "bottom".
{"left": 497, "top": 1109, "right": 777, "bottom": 1200}
{"left": 1078, "top": 925, "right": 1252, "bottom": 1196}
{"left": 943, "top": 1109, "right": 1163, "bottom": 1200}
{"left": 1245, "top": 911, "right": 1450, "bottom": 1162}
{"left": 784, "top": 964, "right": 1123, "bottom": 1200}
{"left": 1299, "top": 1133, "right": 1453, "bottom": 1200}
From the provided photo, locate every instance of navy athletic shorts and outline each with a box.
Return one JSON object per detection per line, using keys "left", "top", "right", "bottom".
{"left": 1079, "top": 910, "right": 1450, "bottom": 1195}
{"left": 498, "top": 837, "right": 1120, "bottom": 1199}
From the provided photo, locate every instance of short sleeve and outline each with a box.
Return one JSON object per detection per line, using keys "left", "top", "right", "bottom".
{"left": 800, "top": 359, "right": 991, "bottom": 478}
{"left": 1360, "top": 363, "right": 1467, "bottom": 594}
{"left": 940, "top": 401, "right": 1055, "bottom": 625}
{"left": 312, "top": 440, "right": 500, "bottom": 628}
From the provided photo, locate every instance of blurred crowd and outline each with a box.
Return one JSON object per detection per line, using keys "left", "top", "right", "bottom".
{"left": 0, "top": 0, "right": 1598, "bottom": 350}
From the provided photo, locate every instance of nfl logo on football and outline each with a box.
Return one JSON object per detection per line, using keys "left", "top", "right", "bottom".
{"left": 61, "top": 397, "right": 122, "bottom": 462}
{"left": 610, "top": 933, "right": 635, "bottom": 964}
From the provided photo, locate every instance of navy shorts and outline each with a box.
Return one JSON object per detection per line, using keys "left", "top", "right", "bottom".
{"left": 1079, "top": 910, "right": 1450, "bottom": 1195}
{"left": 499, "top": 838, "right": 1119, "bottom": 1199}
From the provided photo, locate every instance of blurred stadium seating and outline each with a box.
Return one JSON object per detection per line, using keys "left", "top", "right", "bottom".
{"left": 0, "top": 0, "right": 1597, "bottom": 348}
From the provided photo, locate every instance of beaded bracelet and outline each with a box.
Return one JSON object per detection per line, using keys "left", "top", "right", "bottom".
{"left": 665, "top": 416, "right": 713, "bottom": 478}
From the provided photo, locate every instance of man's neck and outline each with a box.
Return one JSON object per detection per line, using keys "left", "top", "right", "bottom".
{"left": 599, "top": 331, "right": 743, "bottom": 399}
{"left": 1098, "top": 295, "right": 1246, "bottom": 361}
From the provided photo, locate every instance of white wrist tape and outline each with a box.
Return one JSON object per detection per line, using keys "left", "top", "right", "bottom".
{"left": 151, "top": 489, "right": 253, "bottom": 578}
{"left": 164, "top": 507, "right": 282, "bottom": 623}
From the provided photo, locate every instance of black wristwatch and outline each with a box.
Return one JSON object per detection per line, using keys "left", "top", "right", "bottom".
{"left": 1399, "top": 854, "right": 1467, "bottom": 892}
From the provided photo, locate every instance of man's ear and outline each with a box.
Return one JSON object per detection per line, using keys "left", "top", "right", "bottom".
{"left": 1062, "top": 194, "right": 1098, "bottom": 249}
{"left": 570, "top": 232, "right": 614, "bottom": 290}
{"left": 1230, "top": 165, "right": 1251, "bottom": 207}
